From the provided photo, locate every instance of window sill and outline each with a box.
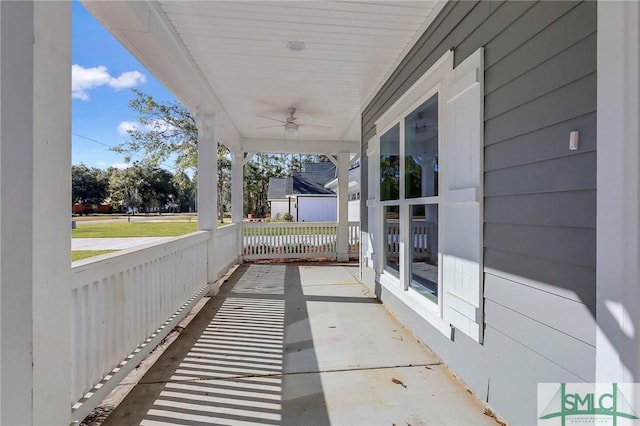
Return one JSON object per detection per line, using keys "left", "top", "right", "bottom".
{"left": 378, "top": 272, "right": 451, "bottom": 339}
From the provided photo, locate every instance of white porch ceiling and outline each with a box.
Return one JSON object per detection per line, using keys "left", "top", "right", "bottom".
{"left": 83, "top": 1, "right": 444, "bottom": 151}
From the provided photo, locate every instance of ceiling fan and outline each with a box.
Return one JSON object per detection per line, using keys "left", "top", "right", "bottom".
{"left": 257, "top": 107, "right": 329, "bottom": 133}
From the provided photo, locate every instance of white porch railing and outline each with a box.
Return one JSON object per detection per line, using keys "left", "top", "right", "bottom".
{"left": 215, "top": 223, "right": 242, "bottom": 272}
{"left": 243, "top": 221, "right": 360, "bottom": 260}
{"left": 386, "top": 221, "right": 437, "bottom": 257}
{"left": 69, "top": 221, "right": 354, "bottom": 421}
{"left": 70, "top": 231, "right": 210, "bottom": 422}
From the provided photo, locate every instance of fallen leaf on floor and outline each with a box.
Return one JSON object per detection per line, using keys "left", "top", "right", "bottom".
{"left": 329, "top": 326, "right": 336, "bottom": 328}
{"left": 391, "top": 378, "right": 407, "bottom": 388}
{"left": 392, "top": 335, "right": 403, "bottom": 341}
{"left": 424, "top": 366, "right": 432, "bottom": 370}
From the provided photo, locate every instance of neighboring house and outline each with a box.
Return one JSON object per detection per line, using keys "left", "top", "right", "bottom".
{"left": 268, "top": 162, "right": 361, "bottom": 222}
{"left": 267, "top": 162, "right": 337, "bottom": 222}
{"left": 324, "top": 161, "right": 361, "bottom": 222}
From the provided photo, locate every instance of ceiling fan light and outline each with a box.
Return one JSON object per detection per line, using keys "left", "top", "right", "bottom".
{"left": 285, "top": 123, "right": 298, "bottom": 132}
{"left": 287, "top": 41, "right": 306, "bottom": 51}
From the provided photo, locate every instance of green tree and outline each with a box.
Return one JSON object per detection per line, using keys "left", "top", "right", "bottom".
{"left": 108, "top": 166, "right": 144, "bottom": 213}
{"left": 172, "top": 171, "right": 196, "bottom": 212}
{"left": 243, "top": 153, "right": 290, "bottom": 217}
{"left": 218, "top": 145, "right": 231, "bottom": 222}
{"left": 115, "top": 89, "right": 197, "bottom": 176}
{"left": 108, "top": 164, "right": 177, "bottom": 214}
{"left": 71, "top": 164, "right": 109, "bottom": 205}
{"left": 116, "top": 89, "right": 231, "bottom": 220}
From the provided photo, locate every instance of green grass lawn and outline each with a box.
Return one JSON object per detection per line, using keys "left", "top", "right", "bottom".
{"left": 72, "top": 250, "right": 117, "bottom": 262}
{"left": 72, "top": 221, "right": 199, "bottom": 238}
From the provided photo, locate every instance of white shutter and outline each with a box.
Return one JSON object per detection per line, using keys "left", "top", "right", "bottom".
{"left": 441, "top": 48, "right": 484, "bottom": 343}
{"left": 365, "top": 136, "right": 379, "bottom": 271}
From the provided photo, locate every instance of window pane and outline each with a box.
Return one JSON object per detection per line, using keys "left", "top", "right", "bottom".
{"left": 405, "top": 94, "right": 438, "bottom": 198}
{"left": 380, "top": 124, "right": 400, "bottom": 201}
{"left": 409, "top": 204, "right": 438, "bottom": 302}
{"left": 383, "top": 205, "right": 400, "bottom": 276}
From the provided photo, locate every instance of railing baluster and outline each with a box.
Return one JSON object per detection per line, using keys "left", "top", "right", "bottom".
{"left": 71, "top": 232, "right": 212, "bottom": 420}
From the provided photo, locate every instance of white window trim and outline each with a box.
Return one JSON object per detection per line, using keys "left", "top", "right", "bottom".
{"left": 371, "top": 52, "right": 453, "bottom": 326}
{"left": 370, "top": 48, "right": 485, "bottom": 342}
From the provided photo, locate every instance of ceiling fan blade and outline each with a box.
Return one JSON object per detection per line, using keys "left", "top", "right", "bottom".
{"left": 256, "top": 124, "right": 284, "bottom": 129}
{"left": 257, "top": 115, "right": 286, "bottom": 124}
{"left": 301, "top": 123, "right": 332, "bottom": 129}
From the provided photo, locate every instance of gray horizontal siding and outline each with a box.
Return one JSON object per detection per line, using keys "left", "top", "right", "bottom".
{"left": 485, "top": 33, "right": 596, "bottom": 118}
{"left": 481, "top": 325, "right": 587, "bottom": 423}
{"left": 484, "top": 112, "right": 596, "bottom": 170}
{"left": 484, "top": 248, "right": 595, "bottom": 310}
{"left": 485, "top": 72, "right": 596, "bottom": 144}
{"left": 484, "top": 223, "right": 595, "bottom": 268}
{"left": 485, "top": 299, "right": 594, "bottom": 380}
{"left": 361, "top": 1, "right": 596, "bottom": 423}
{"left": 485, "top": 190, "right": 596, "bottom": 228}
{"left": 484, "top": 151, "right": 596, "bottom": 196}
{"left": 485, "top": 1, "right": 595, "bottom": 91}
{"left": 485, "top": 273, "right": 595, "bottom": 345}
{"left": 483, "top": 1, "right": 580, "bottom": 67}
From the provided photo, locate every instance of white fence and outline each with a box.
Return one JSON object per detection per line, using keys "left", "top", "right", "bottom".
{"left": 243, "top": 221, "right": 360, "bottom": 260}
{"left": 70, "top": 231, "right": 210, "bottom": 422}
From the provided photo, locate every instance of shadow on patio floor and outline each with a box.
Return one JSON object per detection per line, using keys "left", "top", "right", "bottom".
{"left": 101, "top": 262, "right": 494, "bottom": 426}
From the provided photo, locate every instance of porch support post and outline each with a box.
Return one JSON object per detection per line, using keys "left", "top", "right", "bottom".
{"left": 596, "top": 1, "right": 640, "bottom": 385}
{"left": 231, "top": 150, "right": 244, "bottom": 223}
{"left": 336, "top": 152, "right": 350, "bottom": 262}
{"left": 0, "top": 2, "right": 71, "bottom": 424}
{"left": 231, "top": 150, "right": 244, "bottom": 260}
{"left": 197, "top": 113, "right": 220, "bottom": 295}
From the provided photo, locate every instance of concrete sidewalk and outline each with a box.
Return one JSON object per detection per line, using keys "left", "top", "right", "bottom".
{"left": 100, "top": 263, "right": 495, "bottom": 426}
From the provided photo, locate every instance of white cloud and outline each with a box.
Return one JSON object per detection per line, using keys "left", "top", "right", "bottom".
{"left": 109, "top": 71, "right": 146, "bottom": 90}
{"left": 117, "top": 121, "right": 139, "bottom": 136}
{"left": 72, "top": 64, "right": 146, "bottom": 100}
{"left": 111, "top": 163, "right": 131, "bottom": 170}
{"left": 117, "top": 119, "right": 175, "bottom": 136}
{"left": 96, "top": 161, "right": 107, "bottom": 167}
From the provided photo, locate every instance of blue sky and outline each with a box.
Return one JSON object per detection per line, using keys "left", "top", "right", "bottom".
{"left": 72, "top": 1, "right": 178, "bottom": 170}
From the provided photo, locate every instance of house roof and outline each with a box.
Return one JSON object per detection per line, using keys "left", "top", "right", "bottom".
{"left": 268, "top": 162, "right": 336, "bottom": 199}
{"left": 325, "top": 163, "right": 360, "bottom": 191}
{"left": 267, "top": 177, "right": 292, "bottom": 200}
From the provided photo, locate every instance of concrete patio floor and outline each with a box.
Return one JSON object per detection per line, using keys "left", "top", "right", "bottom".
{"left": 101, "top": 263, "right": 496, "bottom": 426}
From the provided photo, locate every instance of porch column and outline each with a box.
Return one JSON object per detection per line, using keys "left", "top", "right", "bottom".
{"left": 336, "top": 153, "right": 350, "bottom": 262}
{"left": 231, "top": 150, "right": 244, "bottom": 223}
{"left": 197, "top": 113, "right": 220, "bottom": 295}
{"left": 596, "top": 1, "right": 640, "bottom": 385}
{"left": 231, "top": 150, "right": 244, "bottom": 260}
{"left": 0, "top": 2, "right": 71, "bottom": 424}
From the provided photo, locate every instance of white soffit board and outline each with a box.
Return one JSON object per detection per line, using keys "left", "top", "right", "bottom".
{"left": 156, "top": 1, "right": 444, "bottom": 142}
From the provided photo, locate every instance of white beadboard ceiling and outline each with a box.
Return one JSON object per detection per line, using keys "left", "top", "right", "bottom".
{"left": 85, "top": 1, "right": 444, "bottom": 148}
